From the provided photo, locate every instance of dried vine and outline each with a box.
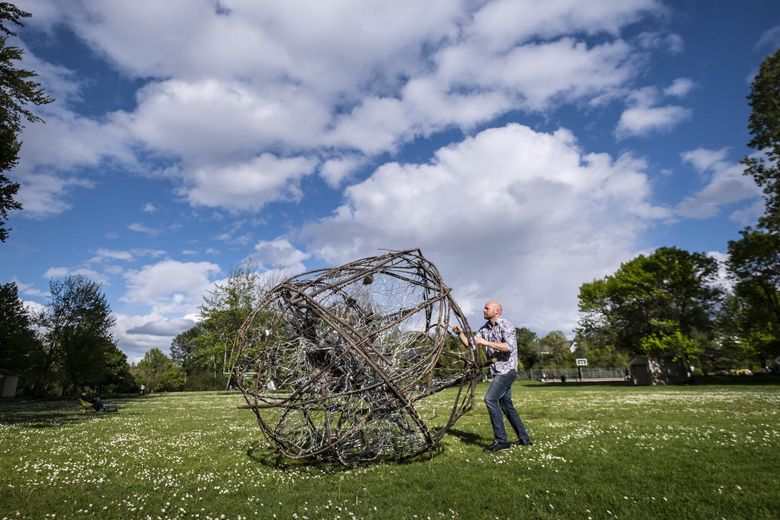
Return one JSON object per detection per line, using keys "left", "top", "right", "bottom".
{"left": 231, "top": 249, "right": 481, "bottom": 465}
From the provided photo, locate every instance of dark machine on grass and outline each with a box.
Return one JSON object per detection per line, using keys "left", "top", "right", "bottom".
{"left": 231, "top": 249, "right": 481, "bottom": 466}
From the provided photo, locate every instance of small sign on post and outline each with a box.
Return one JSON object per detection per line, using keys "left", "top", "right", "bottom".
{"left": 575, "top": 358, "right": 588, "bottom": 382}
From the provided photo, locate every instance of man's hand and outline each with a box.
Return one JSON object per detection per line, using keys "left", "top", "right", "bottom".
{"left": 452, "top": 325, "right": 462, "bottom": 335}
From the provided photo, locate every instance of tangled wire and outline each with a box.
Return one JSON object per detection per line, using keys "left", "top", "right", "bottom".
{"left": 231, "top": 249, "right": 482, "bottom": 466}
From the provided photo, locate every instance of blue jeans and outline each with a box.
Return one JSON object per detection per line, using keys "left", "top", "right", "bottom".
{"left": 484, "top": 370, "right": 531, "bottom": 444}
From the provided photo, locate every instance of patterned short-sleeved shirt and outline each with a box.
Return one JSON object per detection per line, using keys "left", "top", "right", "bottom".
{"left": 476, "top": 317, "right": 518, "bottom": 376}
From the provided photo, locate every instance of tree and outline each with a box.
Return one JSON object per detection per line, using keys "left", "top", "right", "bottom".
{"left": 196, "top": 265, "right": 264, "bottom": 389}
{"left": 725, "top": 229, "right": 780, "bottom": 368}
{"left": 170, "top": 323, "right": 201, "bottom": 369}
{"left": 743, "top": 49, "right": 780, "bottom": 230}
{"left": 537, "top": 330, "right": 573, "bottom": 369}
{"left": 0, "top": 3, "right": 53, "bottom": 241}
{"left": 170, "top": 323, "right": 214, "bottom": 390}
{"left": 102, "top": 342, "right": 137, "bottom": 393}
{"left": 577, "top": 247, "right": 723, "bottom": 363}
{"left": 515, "top": 326, "right": 538, "bottom": 371}
{"left": 0, "top": 282, "right": 38, "bottom": 382}
{"left": 52, "top": 276, "right": 115, "bottom": 390}
{"left": 570, "top": 334, "right": 630, "bottom": 368}
{"left": 36, "top": 275, "right": 118, "bottom": 394}
{"left": 159, "top": 364, "right": 185, "bottom": 391}
{"left": 132, "top": 347, "right": 182, "bottom": 392}
{"left": 724, "top": 49, "right": 780, "bottom": 371}
{"left": 707, "top": 296, "right": 762, "bottom": 373}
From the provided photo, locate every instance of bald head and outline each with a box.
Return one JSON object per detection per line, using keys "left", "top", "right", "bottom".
{"left": 483, "top": 300, "right": 503, "bottom": 322}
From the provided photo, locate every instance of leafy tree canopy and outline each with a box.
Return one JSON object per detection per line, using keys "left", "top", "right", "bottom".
{"left": 536, "top": 330, "right": 573, "bottom": 369}
{"left": 198, "top": 265, "right": 261, "bottom": 358}
{"left": 577, "top": 247, "right": 722, "bottom": 361}
{"left": 15, "top": 274, "right": 132, "bottom": 396}
{"left": 724, "top": 49, "right": 780, "bottom": 370}
{"left": 0, "top": 281, "right": 36, "bottom": 371}
{"left": 725, "top": 228, "right": 780, "bottom": 365}
{"left": 0, "top": 2, "right": 53, "bottom": 241}
{"left": 194, "top": 264, "right": 269, "bottom": 388}
{"left": 743, "top": 49, "right": 780, "bottom": 230}
{"left": 133, "top": 347, "right": 183, "bottom": 392}
{"left": 166, "top": 265, "right": 277, "bottom": 391}
{"left": 571, "top": 334, "right": 630, "bottom": 368}
{"left": 515, "top": 326, "right": 538, "bottom": 370}
{"left": 44, "top": 275, "right": 117, "bottom": 391}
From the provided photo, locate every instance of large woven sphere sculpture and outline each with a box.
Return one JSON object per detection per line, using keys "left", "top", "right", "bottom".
{"left": 232, "top": 249, "right": 481, "bottom": 465}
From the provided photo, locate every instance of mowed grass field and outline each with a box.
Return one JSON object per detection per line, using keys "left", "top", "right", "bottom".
{"left": 1, "top": 383, "right": 778, "bottom": 519}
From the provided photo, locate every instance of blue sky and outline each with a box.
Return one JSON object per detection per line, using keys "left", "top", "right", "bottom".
{"left": 3, "top": 0, "right": 779, "bottom": 361}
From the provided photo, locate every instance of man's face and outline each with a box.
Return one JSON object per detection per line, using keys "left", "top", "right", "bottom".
{"left": 483, "top": 302, "right": 500, "bottom": 320}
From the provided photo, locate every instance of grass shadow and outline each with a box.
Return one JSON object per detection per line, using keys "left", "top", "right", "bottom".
{"left": 0, "top": 408, "right": 103, "bottom": 428}
{"left": 518, "top": 375, "right": 780, "bottom": 388}
{"left": 694, "top": 374, "right": 780, "bottom": 386}
{"left": 0, "top": 398, "right": 127, "bottom": 428}
{"left": 245, "top": 437, "right": 447, "bottom": 472}
{"left": 522, "top": 380, "right": 631, "bottom": 388}
{"left": 246, "top": 442, "right": 380, "bottom": 473}
{"left": 446, "top": 428, "right": 485, "bottom": 447}
{"left": 246, "top": 442, "right": 293, "bottom": 468}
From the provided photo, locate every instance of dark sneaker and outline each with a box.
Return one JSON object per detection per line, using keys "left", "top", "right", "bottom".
{"left": 513, "top": 439, "right": 533, "bottom": 447}
{"left": 484, "top": 441, "right": 511, "bottom": 452}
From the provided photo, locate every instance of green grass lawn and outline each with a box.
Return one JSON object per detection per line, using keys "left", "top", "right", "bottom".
{"left": 1, "top": 383, "right": 778, "bottom": 519}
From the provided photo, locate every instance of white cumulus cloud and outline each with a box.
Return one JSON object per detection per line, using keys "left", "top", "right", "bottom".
{"left": 303, "top": 123, "right": 668, "bottom": 332}
{"left": 88, "top": 249, "right": 134, "bottom": 263}
{"left": 14, "top": 173, "right": 94, "bottom": 218}
{"left": 251, "top": 238, "right": 309, "bottom": 272}
{"left": 179, "top": 154, "right": 319, "bottom": 212}
{"left": 616, "top": 105, "right": 691, "bottom": 138}
{"left": 615, "top": 80, "right": 694, "bottom": 139}
{"left": 17, "top": 0, "right": 672, "bottom": 217}
{"left": 664, "top": 78, "right": 695, "bottom": 97}
{"left": 675, "top": 148, "right": 762, "bottom": 220}
{"left": 122, "top": 260, "right": 221, "bottom": 313}
{"left": 113, "top": 313, "right": 196, "bottom": 361}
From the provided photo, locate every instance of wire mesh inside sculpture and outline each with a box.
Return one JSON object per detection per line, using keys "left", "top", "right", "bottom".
{"left": 231, "top": 249, "right": 481, "bottom": 466}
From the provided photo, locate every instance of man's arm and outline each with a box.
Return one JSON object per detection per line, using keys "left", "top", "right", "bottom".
{"left": 451, "top": 325, "right": 471, "bottom": 347}
{"left": 453, "top": 325, "right": 509, "bottom": 352}
{"left": 475, "top": 337, "right": 510, "bottom": 352}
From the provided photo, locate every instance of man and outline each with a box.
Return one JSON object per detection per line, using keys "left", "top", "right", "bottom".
{"left": 80, "top": 388, "right": 104, "bottom": 411}
{"left": 453, "top": 301, "right": 532, "bottom": 452}
{"left": 79, "top": 388, "right": 118, "bottom": 413}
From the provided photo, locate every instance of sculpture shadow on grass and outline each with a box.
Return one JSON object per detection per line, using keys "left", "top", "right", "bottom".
{"left": 445, "top": 428, "right": 485, "bottom": 447}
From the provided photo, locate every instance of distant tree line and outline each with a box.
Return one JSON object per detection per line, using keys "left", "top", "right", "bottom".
{"left": 515, "top": 327, "right": 630, "bottom": 374}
